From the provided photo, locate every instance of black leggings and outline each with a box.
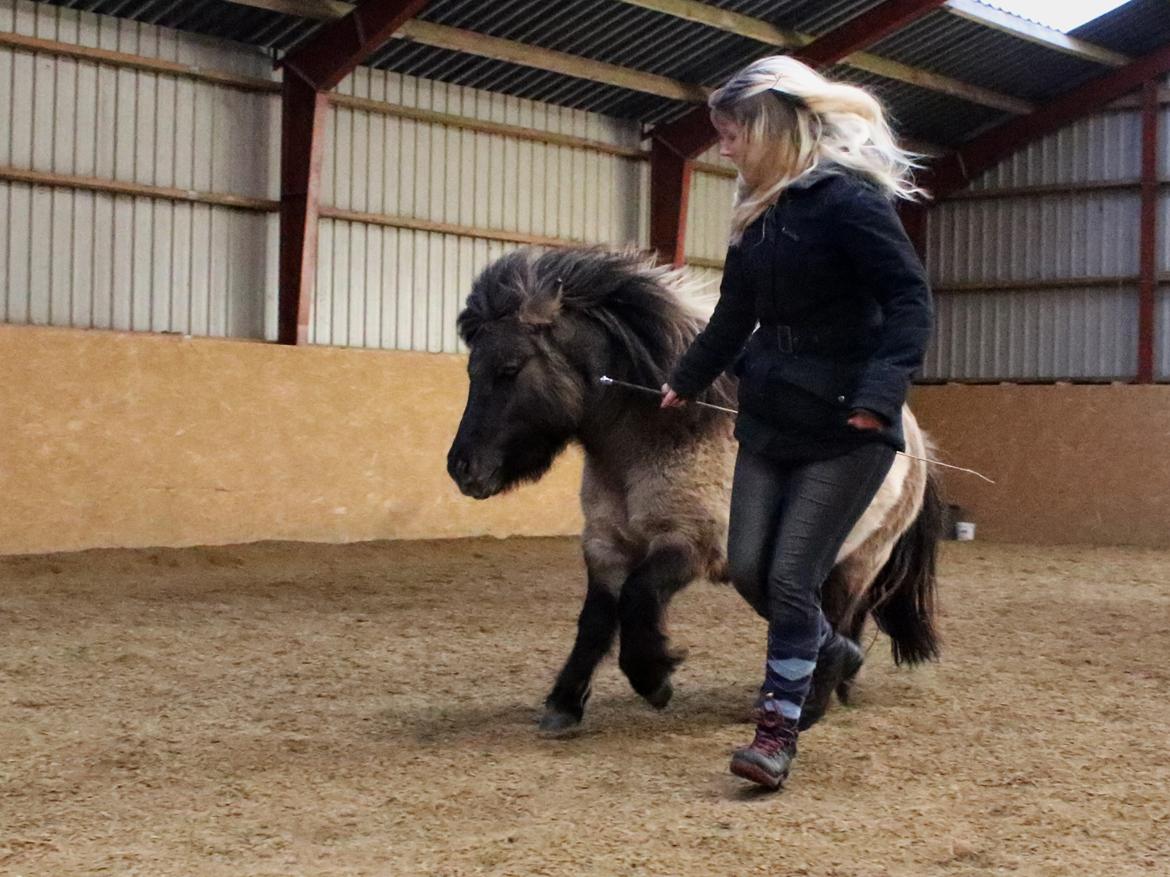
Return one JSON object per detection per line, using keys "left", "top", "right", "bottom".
{"left": 727, "top": 442, "right": 895, "bottom": 720}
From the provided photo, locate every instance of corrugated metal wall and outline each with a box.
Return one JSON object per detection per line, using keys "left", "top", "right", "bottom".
{"left": 925, "top": 190, "right": 1142, "bottom": 379}
{"left": 1159, "top": 98, "right": 1170, "bottom": 381}
{"left": 967, "top": 111, "right": 1143, "bottom": 186}
{"left": 924, "top": 98, "right": 1166, "bottom": 381}
{"left": 0, "top": 0, "right": 651, "bottom": 352}
{"left": 314, "top": 67, "right": 647, "bottom": 352}
{"left": 0, "top": 0, "right": 279, "bottom": 339}
{"left": 2, "top": 0, "right": 1165, "bottom": 379}
{"left": 686, "top": 105, "right": 1168, "bottom": 382}
{"left": 686, "top": 145, "right": 736, "bottom": 268}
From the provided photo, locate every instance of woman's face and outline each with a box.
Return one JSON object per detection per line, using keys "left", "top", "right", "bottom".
{"left": 713, "top": 114, "right": 747, "bottom": 170}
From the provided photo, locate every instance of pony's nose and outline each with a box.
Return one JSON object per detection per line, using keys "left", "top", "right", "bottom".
{"left": 448, "top": 449, "right": 473, "bottom": 485}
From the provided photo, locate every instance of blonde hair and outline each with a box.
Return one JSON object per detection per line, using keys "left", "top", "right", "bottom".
{"left": 710, "top": 55, "right": 924, "bottom": 243}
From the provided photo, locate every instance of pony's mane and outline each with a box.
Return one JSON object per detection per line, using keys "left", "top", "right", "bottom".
{"left": 459, "top": 247, "right": 729, "bottom": 401}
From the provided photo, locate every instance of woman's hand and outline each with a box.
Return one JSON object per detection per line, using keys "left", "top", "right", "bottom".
{"left": 660, "top": 384, "right": 687, "bottom": 409}
{"left": 847, "top": 409, "right": 885, "bottom": 431}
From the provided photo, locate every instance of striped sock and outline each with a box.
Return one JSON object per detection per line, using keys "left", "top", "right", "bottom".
{"left": 760, "top": 616, "right": 832, "bottom": 721}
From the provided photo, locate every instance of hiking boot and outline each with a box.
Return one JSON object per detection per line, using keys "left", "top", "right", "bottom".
{"left": 729, "top": 696, "right": 799, "bottom": 790}
{"left": 799, "top": 631, "right": 864, "bottom": 731}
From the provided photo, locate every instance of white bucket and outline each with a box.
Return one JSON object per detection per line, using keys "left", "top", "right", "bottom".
{"left": 955, "top": 521, "right": 976, "bottom": 541}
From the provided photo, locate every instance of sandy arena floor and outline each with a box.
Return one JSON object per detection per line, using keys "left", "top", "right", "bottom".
{"left": 2, "top": 538, "right": 1168, "bottom": 876}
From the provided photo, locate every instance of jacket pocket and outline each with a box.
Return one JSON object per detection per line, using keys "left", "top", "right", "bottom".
{"left": 739, "top": 354, "right": 854, "bottom": 432}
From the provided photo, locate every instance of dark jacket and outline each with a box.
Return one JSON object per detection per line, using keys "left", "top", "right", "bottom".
{"left": 669, "top": 165, "right": 933, "bottom": 461}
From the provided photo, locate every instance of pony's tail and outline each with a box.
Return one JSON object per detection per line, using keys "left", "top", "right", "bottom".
{"left": 867, "top": 471, "right": 943, "bottom": 665}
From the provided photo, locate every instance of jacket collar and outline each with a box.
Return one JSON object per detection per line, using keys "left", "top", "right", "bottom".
{"left": 786, "top": 162, "right": 842, "bottom": 192}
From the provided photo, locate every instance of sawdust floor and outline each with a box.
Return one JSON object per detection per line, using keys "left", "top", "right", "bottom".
{"left": 2, "top": 538, "right": 1169, "bottom": 877}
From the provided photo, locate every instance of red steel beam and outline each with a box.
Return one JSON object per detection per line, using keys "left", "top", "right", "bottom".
{"left": 280, "top": 0, "right": 431, "bottom": 92}
{"left": 647, "top": 0, "right": 947, "bottom": 265}
{"left": 897, "top": 201, "right": 928, "bottom": 260}
{"left": 645, "top": 128, "right": 698, "bottom": 265}
{"left": 278, "top": 77, "right": 329, "bottom": 346}
{"left": 1137, "top": 79, "right": 1158, "bottom": 384}
{"left": 649, "top": 140, "right": 693, "bottom": 266}
{"left": 927, "top": 40, "right": 1170, "bottom": 200}
{"left": 277, "top": 1, "right": 430, "bottom": 344}
{"left": 794, "top": 0, "right": 948, "bottom": 68}
{"left": 649, "top": 110, "right": 718, "bottom": 169}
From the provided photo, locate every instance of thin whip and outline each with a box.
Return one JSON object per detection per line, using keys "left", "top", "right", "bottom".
{"left": 598, "top": 375, "right": 739, "bottom": 414}
{"left": 598, "top": 375, "right": 995, "bottom": 484}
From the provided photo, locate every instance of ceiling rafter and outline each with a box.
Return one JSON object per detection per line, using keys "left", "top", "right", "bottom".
{"left": 942, "top": 0, "right": 1130, "bottom": 67}
{"left": 927, "top": 38, "right": 1170, "bottom": 199}
{"left": 223, "top": 0, "right": 1032, "bottom": 115}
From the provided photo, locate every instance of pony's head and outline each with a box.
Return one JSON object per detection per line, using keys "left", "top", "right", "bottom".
{"left": 447, "top": 247, "right": 709, "bottom": 499}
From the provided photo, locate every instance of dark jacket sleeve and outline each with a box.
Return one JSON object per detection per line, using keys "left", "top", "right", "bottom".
{"left": 836, "top": 186, "right": 934, "bottom": 424}
{"left": 668, "top": 245, "right": 757, "bottom": 399}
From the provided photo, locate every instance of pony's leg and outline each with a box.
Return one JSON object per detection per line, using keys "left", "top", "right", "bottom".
{"left": 539, "top": 550, "right": 626, "bottom": 733}
{"left": 820, "top": 566, "right": 852, "bottom": 632}
{"left": 802, "top": 565, "right": 869, "bottom": 718}
{"left": 617, "top": 534, "right": 699, "bottom": 708}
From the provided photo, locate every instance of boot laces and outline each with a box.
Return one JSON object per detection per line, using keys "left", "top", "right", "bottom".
{"left": 750, "top": 709, "right": 798, "bottom": 756}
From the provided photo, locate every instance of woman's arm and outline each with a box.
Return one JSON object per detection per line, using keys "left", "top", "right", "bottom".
{"left": 836, "top": 186, "right": 934, "bottom": 425}
{"left": 667, "top": 246, "right": 757, "bottom": 400}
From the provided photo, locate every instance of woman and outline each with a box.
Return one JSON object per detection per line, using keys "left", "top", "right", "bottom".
{"left": 661, "top": 56, "right": 934, "bottom": 790}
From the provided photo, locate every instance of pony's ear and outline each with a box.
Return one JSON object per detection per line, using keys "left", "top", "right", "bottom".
{"left": 518, "top": 277, "right": 563, "bottom": 327}
{"left": 456, "top": 306, "right": 481, "bottom": 345}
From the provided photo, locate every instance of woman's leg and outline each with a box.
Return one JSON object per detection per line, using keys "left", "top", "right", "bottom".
{"left": 725, "top": 446, "right": 791, "bottom": 620}
{"left": 761, "top": 443, "right": 895, "bottom": 722}
{"left": 732, "top": 443, "right": 895, "bottom": 789}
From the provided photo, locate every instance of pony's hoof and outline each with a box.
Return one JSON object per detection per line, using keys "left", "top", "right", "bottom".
{"left": 645, "top": 680, "right": 674, "bottom": 710}
{"left": 538, "top": 708, "right": 582, "bottom": 736}
{"left": 801, "top": 632, "right": 864, "bottom": 728}
{"left": 836, "top": 678, "right": 857, "bottom": 704}
{"left": 836, "top": 652, "right": 864, "bottom": 705}
{"left": 797, "top": 706, "right": 824, "bottom": 732}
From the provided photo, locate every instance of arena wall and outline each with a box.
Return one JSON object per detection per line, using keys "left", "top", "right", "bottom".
{"left": 3, "top": 324, "right": 1168, "bottom": 554}
{"left": 0, "top": 325, "right": 584, "bottom": 556}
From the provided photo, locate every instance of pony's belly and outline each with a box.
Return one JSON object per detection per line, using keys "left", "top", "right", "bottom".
{"left": 836, "top": 452, "right": 912, "bottom": 563}
{"left": 835, "top": 407, "right": 927, "bottom": 565}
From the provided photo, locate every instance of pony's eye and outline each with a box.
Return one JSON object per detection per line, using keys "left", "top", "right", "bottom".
{"left": 498, "top": 362, "right": 522, "bottom": 378}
